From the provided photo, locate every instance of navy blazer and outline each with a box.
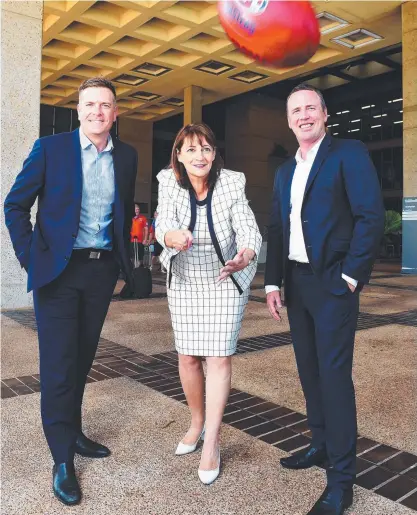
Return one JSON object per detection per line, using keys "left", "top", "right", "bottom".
{"left": 4, "top": 129, "right": 137, "bottom": 292}
{"left": 265, "top": 134, "right": 385, "bottom": 296}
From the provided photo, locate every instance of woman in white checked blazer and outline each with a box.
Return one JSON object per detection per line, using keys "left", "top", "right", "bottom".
{"left": 156, "top": 123, "right": 261, "bottom": 485}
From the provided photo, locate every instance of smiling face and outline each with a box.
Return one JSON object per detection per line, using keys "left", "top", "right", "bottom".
{"left": 287, "top": 89, "right": 328, "bottom": 147}
{"left": 176, "top": 135, "right": 216, "bottom": 180}
{"left": 77, "top": 86, "right": 117, "bottom": 140}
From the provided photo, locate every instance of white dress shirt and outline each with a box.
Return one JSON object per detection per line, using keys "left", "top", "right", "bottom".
{"left": 265, "top": 136, "right": 357, "bottom": 294}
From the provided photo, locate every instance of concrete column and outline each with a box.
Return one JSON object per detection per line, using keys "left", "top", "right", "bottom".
{"left": 225, "top": 94, "right": 297, "bottom": 234}
{"left": 184, "top": 85, "right": 202, "bottom": 125}
{"left": 402, "top": 1, "right": 417, "bottom": 274}
{"left": 1, "top": 1, "right": 43, "bottom": 308}
{"left": 118, "top": 118, "right": 153, "bottom": 216}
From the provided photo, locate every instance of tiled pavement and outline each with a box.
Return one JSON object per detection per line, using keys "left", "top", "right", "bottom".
{"left": 2, "top": 335, "right": 417, "bottom": 510}
{"left": 2, "top": 268, "right": 417, "bottom": 513}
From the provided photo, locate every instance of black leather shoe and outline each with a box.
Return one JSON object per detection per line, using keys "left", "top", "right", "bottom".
{"left": 280, "top": 445, "right": 327, "bottom": 470}
{"left": 75, "top": 433, "right": 111, "bottom": 458}
{"left": 52, "top": 462, "right": 81, "bottom": 506}
{"left": 307, "top": 486, "right": 353, "bottom": 514}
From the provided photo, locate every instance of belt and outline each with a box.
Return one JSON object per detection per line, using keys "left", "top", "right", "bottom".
{"left": 289, "top": 260, "right": 311, "bottom": 270}
{"left": 71, "top": 248, "right": 113, "bottom": 261}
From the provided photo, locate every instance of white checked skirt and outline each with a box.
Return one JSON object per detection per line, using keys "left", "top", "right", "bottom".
{"left": 167, "top": 202, "right": 249, "bottom": 357}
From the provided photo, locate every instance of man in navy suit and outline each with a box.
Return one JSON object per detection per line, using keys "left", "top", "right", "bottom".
{"left": 4, "top": 77, "right": 137, "bottom": 506}
{"left": 265, "top": 83, "right": 384, "bottom": 515}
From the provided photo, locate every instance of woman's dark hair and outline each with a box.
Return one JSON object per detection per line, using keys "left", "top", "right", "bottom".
{"left": 170, "top": 123, "right": 223, "bottom": 191}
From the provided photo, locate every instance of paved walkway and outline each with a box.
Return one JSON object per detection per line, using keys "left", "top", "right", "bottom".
{"left": 2, "top": 265, "right": 417, "bottom": 514}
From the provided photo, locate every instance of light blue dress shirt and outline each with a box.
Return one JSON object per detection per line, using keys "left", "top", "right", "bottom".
{"left": 74, "top": 129, "right": 115, "bottom": 250}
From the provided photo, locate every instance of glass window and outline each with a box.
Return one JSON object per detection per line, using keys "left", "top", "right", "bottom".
{"left": 55, "top": 107, "right": 72, "bottom": 134}
{"left": 40, "top": 105, "right": 54, "bottom": 137}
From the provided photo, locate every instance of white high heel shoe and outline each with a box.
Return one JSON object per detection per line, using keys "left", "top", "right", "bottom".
{"left": 198, "top": 449, "right": 220, "bottom": 485}
{"left": 175, "top": 427, "right": 205, "bottom": 456}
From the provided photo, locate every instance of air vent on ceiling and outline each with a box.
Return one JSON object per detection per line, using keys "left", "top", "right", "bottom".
{"left": 316, "top": 12, "right": 349, "bottom": 34}
{"left": 332, "top": 29, "right": 383, "bottom": 49}
{"left": 132, "top": 62, "right": 171, "bottom": 76}
{"left": 130, "top": 91, "right": 161, "bottom": 101}
{"left": 194, "top": 60, "right": 235, "bottom": 75}
{"left": 162, "top": 97, "right": 184, "bottom": 107}
{"left": 113, "top": 74, "right": 148, "bottom": 86}
{"left": 229, "top": 70, "right": 268, "bottom": 84}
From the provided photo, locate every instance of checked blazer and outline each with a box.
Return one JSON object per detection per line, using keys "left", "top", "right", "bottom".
{"left": 155, "top": 168, "right": 262, "bottom": 293}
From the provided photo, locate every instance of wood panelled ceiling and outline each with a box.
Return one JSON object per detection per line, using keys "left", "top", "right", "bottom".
{"left": 41, "top": 0, "right": 405, "bottom": 121}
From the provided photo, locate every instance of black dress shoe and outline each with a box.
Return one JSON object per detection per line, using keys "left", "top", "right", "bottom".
{"left": 52, "top": 462, "right": 81, "bottom": 506}
{"left": 280, "top": 445, "right": 327, "bottom": 470}
{"left": 307, "top": 486, "right": 353, "bottom": 515}
{"left": 75, "top": 433, "right": 111, "bottom": 458}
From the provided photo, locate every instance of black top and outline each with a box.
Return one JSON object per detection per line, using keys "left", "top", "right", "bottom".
{"left": 196, "top": 197, "right": 208, "bottom": 206}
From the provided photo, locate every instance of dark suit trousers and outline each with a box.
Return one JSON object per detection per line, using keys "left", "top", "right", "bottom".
{"left": 33, "top": 253, "right": 119, "bottom": 464}
{"left": 286, "top": 263, "right": 359, "bottom": 489}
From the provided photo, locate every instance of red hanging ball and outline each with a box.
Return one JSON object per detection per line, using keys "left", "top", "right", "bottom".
{"left": 218, "top": 0, "right": 320, "bottom": 68}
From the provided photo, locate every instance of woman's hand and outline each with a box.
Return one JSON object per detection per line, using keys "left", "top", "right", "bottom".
{"left": 217, "top": 248, "right": 254, "bottom": 283}
{"left": 165, "top": 230, "right": 193, "bottom": 251}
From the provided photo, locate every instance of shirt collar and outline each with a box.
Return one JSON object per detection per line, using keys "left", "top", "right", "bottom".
{"left": 79, "top": 127, "right": 113, "bottom": 153}
{"left": 295, "top": 134, "right": 325, "bottom": 164}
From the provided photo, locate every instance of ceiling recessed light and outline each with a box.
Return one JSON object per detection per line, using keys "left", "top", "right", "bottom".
{"left": 113, "top": 74, "right": 148, "bottom": 86}
{"left": 332, "top": 29, "right": 383, "bottom": 49}
{"left": 316, "top": 12, "right": 349, "bottom": 35}
{"left": 228, "top": 70, "right": 269, "bottom": 84}
{"left": 162, "top": 97, "right": 184, "bottom": 107}
{"left": 133, "top": 62, "right": 171, "bottom": 77}
{"left": 129, "top": 91, "right": 161, "bottom": 102}
{"left": 194, "top": 60, "right": 235, "bottom": 75}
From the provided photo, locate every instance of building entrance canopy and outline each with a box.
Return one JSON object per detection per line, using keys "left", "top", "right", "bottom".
{"left": 41, "top": 0, "right": 404, "bottom": 121}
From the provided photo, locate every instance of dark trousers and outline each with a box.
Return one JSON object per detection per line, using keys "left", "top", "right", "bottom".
{"left": 33, "top": 253, "right": 119, "bottom": 464}
{"left": 286, "top": 263, "right": 359, "bottom": 489}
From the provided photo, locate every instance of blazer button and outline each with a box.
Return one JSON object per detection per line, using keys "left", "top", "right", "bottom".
{"left": 303, "top": 220, "right": 308, "bottom": 223}
{"left": 65, "top": 256, "right": 69, "bottom": 261}
{"left": 72, "top": 234, "right": 77, "bottom": 238}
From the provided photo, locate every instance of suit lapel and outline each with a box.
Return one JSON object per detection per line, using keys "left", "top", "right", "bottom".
{"left": 111, "top": 139, "right": 124, "bottom": 232}
{"left": 282, "top": 158, "right": 296, "bottom": 226}
{"left": 302, "top": 133, "right": 332, "bottom": 203}
{"left": 176, "top": 186, "right": 191, "bottom": 228}
{"left": 70, "top": 129, "right": 83, "bottom": 212}
{"left": 210, "top": 178, "right": 222, "bottom": 223}
{"left": 188, "top": 190, "right": 197, "bottom": 232}
{"left": 112, "top": 139, "right": 123, "bottom": 199}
